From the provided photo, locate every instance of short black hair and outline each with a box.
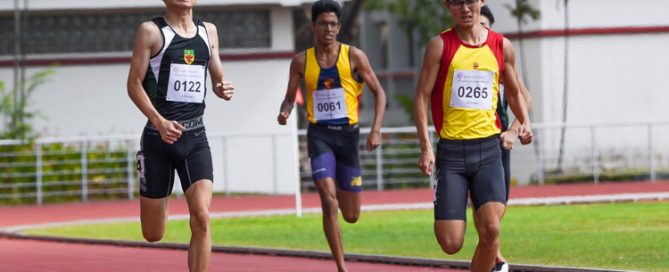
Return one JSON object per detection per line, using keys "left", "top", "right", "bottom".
{"left": 311, "top": 0, "right": 342, "bottom": 22}
{"left": 480, "top": 5, "right": 495, "bottom": 26}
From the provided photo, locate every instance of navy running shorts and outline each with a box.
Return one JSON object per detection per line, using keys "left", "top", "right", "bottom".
{"left": 307, "top": 123, "right": 362, "bottom": 193}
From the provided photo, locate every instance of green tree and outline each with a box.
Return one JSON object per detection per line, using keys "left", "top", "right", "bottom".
{"left": 339, "top": 0, "right": 367, "bottom": 44}
{"left": 0, "top": 67, "right": 55, "bottom": 140}
{"left": 505, "top": 0, "right": 540, "bottom": 87}
{"left": 366, "top": 0, "right": 453, "bottom": 47}
{"left": 365, "top": 0, "right": 453, "bottom": 123}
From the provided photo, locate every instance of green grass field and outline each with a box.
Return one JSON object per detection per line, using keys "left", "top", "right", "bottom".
{"left": 25, "top": 202, "right": 669, "bottom": 271}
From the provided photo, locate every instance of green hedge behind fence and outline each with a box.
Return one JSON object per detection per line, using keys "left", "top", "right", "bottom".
{"left": 0, "top": 141, "right": 136, "bottom": 205}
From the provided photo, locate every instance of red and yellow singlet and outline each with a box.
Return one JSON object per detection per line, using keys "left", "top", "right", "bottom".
{"left": 304, "top": 44, "right": 364, "bottom": 125}
{"left": 431, "top": 28, "right": 505, "bottom": 140}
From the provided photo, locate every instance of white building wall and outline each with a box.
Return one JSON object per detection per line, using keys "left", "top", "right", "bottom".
{"left": 0, "top": 3, "right": 303, "bottom": 194}
{"left": 476, "top": 0, "right": 669, "bottom": 183}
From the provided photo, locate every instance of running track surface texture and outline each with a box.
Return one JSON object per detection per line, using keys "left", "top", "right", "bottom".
{"left": 1, "top": 181, "right": 668, "bottom": 272}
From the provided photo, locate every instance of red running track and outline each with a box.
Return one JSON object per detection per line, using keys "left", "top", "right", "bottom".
{"left": 0, "top": 238, "right": 452, "bottom": 272}
{"left": 1, "top": 181, "right": 668, "bottom": 272}
{"left": 2, "top": 180, "right": 668, "bottom": 228}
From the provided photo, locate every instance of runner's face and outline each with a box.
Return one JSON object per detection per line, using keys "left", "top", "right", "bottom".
{"left": 445, "top": 0, "right": 485, "bottom": 28}
{"left": 480, "top": 16, "right": 491, "bottom": 29}
{"left": 311, "top": 12, "right": 340, "bottom": 46}
{"left": 163, "top": 0, "right": 197, "bottom": 9}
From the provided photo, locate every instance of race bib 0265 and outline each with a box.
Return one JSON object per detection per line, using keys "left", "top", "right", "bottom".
{"left": 450, "top": 69, "right": 494, "bottom": 110}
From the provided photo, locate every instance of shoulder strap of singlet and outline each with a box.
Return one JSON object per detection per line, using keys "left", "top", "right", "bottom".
{"left": 486, "top": 30, "right": 505, "bottom": 74}
{"left": 148, "top": 17, "right": 168, "bottom": 59}
{"left": 151, "top": 17, "right": 168, "bottom": 28}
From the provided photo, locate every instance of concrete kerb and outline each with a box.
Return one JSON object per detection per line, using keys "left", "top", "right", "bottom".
{"left": 2, "top": 192, "right": 663, "bottom": 272}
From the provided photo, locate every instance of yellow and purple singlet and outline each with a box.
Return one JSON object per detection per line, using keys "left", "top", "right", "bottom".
{"left": 304, "top": 44, "right": 363, "bottom": 125}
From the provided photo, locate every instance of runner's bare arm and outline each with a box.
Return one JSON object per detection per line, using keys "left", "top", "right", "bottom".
{"left": 205, "top": 22, "right": 234, "bottom": 101}
{"left": 502, "top": 72, "right": 533, "bottom": 148}
{"left": 127, "top": 21, "right": 184, "bottom": 144}
{"left": 277, "top": 53, "right": 305, "bottom": 125}
{"left": 502, "top": 38, "right": 533, "bottom": 144}
{"left": 350, "top": 46, "right": 387, "bottom": 152}
{"left": 414, "top": 36, "right": 443, "bottom": 176}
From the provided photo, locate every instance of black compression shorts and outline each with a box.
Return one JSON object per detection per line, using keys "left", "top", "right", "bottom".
{"left": 434, "top": 135, "right": 506, "bottom": 220}
{"left": 136, "top": 120, "right": 213, "bottom": 199}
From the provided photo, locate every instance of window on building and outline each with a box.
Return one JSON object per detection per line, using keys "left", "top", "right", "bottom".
{"left": 0, "top": 9, "right": 271, "bottom": 56}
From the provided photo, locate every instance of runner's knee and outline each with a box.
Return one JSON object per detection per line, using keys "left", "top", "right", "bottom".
{"left": 438, "top": 239, "right": 463, "bottom": 255}
{"left": 342, "top": 212, "right": 358, "bottom": 223}
{"left": 321, "top": 197, "right": 339, "bottom": 216}
{"left": 435, "top": 227, "right": 465, "bottom": 255}
{"left": 189, "top": 210, "right": 210, "bottom": 235}
{"left": 477, "top": 221, "right": 500, "bottom": 246}
{"left": 142, "top": 230, "right": 164, "bottom": 242}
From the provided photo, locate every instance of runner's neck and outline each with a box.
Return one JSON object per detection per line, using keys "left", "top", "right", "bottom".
{"left": 454, "top": 25, "right": 488, "bottom": 47}
{"left": 315, "top": 42, "right": 341, "bottom": 68}
{"left": 164, "top": 10, "right": 196, "bottom": 37}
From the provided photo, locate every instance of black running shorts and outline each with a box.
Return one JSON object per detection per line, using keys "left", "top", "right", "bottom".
{"left": 136, "top": 122, "right": 213, "bottom": 199}
{"left": 434, "top": 135, "right": 506, "bottom": 220}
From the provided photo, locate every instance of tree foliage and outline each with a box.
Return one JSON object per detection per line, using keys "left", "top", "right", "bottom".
{"left": 505, "top": 0, "right": 541, "bottom": 25}
{"left": 0, "top": 67, "right": 55, "bottom": 140}
{"left": 366, "top": 0, "right": 453, "bottom": 45}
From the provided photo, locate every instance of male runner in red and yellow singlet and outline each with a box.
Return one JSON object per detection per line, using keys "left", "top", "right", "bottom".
{"left": 475, "top": 6, "right": 533, "bottom": 272}
{"left": 276, "top": 1, "right": 386, "bottom": 271}
{"left": 414, "top": 0, "right": 533, "bottom": 271}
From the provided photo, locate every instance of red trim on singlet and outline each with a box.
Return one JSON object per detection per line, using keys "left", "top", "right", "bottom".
{"left": 488, "top": 30, "right": 506, "bottom": 131}
{"left": 487, "top": 29, "right": 505, "bottom": 76}
{"left": 431, "top": 30, "right": 459, "bottom": 134}
{"left": 431, "top": 29, "right": 506, "bottom": 134}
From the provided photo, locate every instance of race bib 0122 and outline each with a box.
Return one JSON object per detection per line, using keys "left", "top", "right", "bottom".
{"left": 166, "top": 63, "right": 206, "bottom": 104}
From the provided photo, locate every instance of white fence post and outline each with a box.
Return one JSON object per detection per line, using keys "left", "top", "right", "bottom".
{"left": 375, "top": 141, "right": 383, "bottom": 191}
{"left": 35, "top": 142, "right": 43, "bottom": 205}
{"left": 126, "top": 140, "right": 134, "bottom": 199}
{"left": 81, "top": 141, "right": 88, "bottom": 201}
{"left": 648, "top": 124, "right": 656, "bottom": 182}
{"left": 272, "top": 134, "right": 279, "bottom": 194}
{"left": 591, "top": 126, "right": 600, "bottom": 184}
{"left": 291, "top": 120, "right": 302, "bottom": 218}
{"left": 222, "top": 136, "right": 229, "bottom": 196}
{"left": 537, "top": 131, "right": 545, "bottom": 185}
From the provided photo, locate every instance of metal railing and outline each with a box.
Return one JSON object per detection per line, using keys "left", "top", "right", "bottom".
{"left": 297, "top": 121, "right": 669, "bottom": 191}
{"left": 0, "top": 136, "right": 137, "bottom": 205}
{"left": 1, "top": 121, "right": 668, "bottom": 205}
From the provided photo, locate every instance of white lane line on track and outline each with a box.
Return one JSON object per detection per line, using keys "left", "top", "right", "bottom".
{"left": 3, "top": 192, "right": 668, "bottom": 233}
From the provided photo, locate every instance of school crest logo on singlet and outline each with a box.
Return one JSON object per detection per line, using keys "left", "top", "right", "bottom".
{"left": 323, "top": 78, "right": 336, "bottom": 89}
{"left": 184, "top": 49, "right": 195, "bottom": 64}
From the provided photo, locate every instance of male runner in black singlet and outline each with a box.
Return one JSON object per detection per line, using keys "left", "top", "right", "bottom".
{"left": 127, "top": 1, "right": 234, "bottom": 271}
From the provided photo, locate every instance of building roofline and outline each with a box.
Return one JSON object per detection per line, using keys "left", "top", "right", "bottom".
{"left": 0, "top": 0, "right": 316, "bottom": 12}
{"left": 0, "top": 50, "right": 296, "bottom": 67}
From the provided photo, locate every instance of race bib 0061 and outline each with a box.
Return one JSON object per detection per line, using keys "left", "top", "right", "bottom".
{"left": 313, "top": 88, "right": 348, "bottom": 121}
